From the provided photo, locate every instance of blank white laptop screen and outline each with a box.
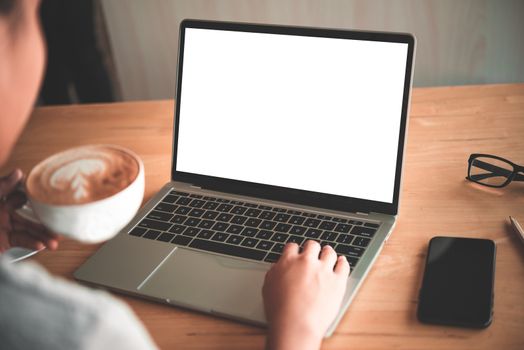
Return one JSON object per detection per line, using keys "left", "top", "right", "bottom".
{"left": 177, "top": 28, "right": 408, "bottom": 204}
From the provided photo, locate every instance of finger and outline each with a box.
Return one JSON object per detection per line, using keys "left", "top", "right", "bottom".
{"left": 9, "top": 231, "right": 45, "bottom": 251}
{"left": 5, "top": 191, "right": 27, "bottom": 211}
{"left": 10, "top": 223, "right": 59, "bottom": 250}
{"left": 0, "top": 169, "right": 23, "bottom": 196}
{"left": 282, "top": 242, "right": 299, "bottom": 258}
{"left": 319, "top": 244, "right": 338, "bottom": 266}
{"left": 11, "top": 219, "right": 59, "bottom": 241}
{"left": 301, "top": 240, "right": 321, "bottom": 258}
{"left": 334, "top": 255, "right": 350, "bottom": 275}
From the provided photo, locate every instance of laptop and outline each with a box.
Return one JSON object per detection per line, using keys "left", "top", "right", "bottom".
{"left": 75, "top": 19, "right": 415, "bottom": 336}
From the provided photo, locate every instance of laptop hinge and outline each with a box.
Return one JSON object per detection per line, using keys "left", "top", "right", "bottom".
{"left": 189, "top": 185, "right": 202, "bottom": 189}
{"left": 356, "top": 212, "right": 369, "bottom": 216}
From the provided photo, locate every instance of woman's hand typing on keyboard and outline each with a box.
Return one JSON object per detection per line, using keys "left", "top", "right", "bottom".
{"left": 262, "top": 240, "right": 349, "bottom": 350}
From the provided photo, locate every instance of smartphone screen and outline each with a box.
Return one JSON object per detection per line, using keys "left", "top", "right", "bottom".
{"left": 417, "top": 236, "right": 496, "bottom": 328}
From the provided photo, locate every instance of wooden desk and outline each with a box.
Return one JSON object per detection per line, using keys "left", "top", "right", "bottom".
{"left": 2, "top": 84, "right": 524, "bottom": 349}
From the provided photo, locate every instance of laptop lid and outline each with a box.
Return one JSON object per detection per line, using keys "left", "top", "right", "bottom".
{"left": 172, "top": 20, "right": 415, "bottom": 216}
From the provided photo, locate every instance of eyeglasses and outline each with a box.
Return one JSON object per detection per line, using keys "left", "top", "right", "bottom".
{"left": 466, "top": 154, "right": 524, "bottom": 188}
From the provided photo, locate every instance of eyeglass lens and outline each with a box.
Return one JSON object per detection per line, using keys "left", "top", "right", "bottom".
{"left": 469, "top": 156, "right": 514, "bottom": 186}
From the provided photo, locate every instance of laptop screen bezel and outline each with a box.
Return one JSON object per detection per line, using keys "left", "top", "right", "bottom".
{"left": 171, "top": 19, "right": 415, "bottom": 216}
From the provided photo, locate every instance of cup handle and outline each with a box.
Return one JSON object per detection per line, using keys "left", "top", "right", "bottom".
{"left": 15, "top": 203, "right": 40, "bottom": 224}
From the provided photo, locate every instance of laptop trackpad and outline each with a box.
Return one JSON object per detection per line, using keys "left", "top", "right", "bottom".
{"left": 137, "top": 247, "right": 269, "bottom": 324}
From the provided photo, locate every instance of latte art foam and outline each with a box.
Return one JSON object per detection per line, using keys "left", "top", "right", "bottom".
{"left": 27, "top": 145, "right": 140, "bottom": 205}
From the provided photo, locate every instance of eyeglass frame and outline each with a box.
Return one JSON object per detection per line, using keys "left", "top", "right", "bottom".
{"left": 466, "top": 153, "right": 524, "bottom": 188}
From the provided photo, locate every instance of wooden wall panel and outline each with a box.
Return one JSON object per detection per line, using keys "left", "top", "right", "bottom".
{"left": 100, "top": 0, "right": 524, "bottom": 100}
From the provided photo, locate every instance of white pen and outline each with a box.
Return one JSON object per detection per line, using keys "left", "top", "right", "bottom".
{"left": 509, "top": 216, "right": 524, "bottom": 245}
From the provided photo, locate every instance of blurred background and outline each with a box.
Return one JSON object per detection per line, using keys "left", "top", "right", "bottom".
{"left": 39, "top": 0, "right": 524, "bottom": 105}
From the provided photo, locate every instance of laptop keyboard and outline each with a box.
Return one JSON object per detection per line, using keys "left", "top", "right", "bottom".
{"left": 129, "top": 190, "right": 381, "bottom": 269}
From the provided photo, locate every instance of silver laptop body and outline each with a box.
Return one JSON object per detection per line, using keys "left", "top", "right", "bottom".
{"left": 75, "top": 20, "right": 415, "bottom": 336}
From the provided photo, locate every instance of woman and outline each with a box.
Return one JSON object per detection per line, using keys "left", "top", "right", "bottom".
{"left": 0, "top": 1, "right": 349, "bottom": 349}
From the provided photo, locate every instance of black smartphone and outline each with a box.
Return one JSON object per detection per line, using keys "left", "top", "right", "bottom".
{"left": 417, "top": 236, "right": 496, "bottom": 328}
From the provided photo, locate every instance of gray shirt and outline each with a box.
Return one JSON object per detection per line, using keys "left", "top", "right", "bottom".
{"left": 0, "top": 256, "right": 157, "bottom": 350}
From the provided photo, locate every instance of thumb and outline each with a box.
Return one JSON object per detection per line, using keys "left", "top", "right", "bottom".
{"left": 0, "top": 169, "right": 24, "bottom": 197}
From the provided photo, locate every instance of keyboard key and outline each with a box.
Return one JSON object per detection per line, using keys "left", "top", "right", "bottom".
{"left": 319, "top": 221, "right": 336, "bottom": 230}
{"left": 226, "top": 224, "right": 243, "bottom": 235}
{"left": 183, "top": 227, "right": 200, "bottom": 237}
{"left": 163, "top": 195, "right": 179, "bottom": 203}
{"left": 348, "top": 257, "right": 359, "bottom": 269}
{"left": 231, "top": 206, "right": 247, "bottom": 215}
{"left": 287, "top": 210, "right": 303, "bottom": 215}
{"left": 336, "top": 234, "right": 354, "bottom": 244}
{"left": 304, "top": 218, "right": 321, "bottom": 228}
{"left": 244, "top": 203, "right": 257, "bottom": 208}
{"left": 143, "top": 229, "right": 161, "bottom": 240}
{"left": 320, "top": 231, "right": 338, "bottom": 241}
{"left": 203, "top": 201, "right": 219, "bottom": 210}
{"left": 257, "top": 230, "right": 273, "bottom": 240}
{"left": 189, "top": 193, "right": 203, "bottom": 198}
{"left": 212, "top": 222, "right": 229, "bottom": 232}
{"left": 304, "top": 228, "right": 322, "bottom": 239}
{"left": 302, "top": 212, "right": 316, "bottom": 218}
{"left": 157, "top": 232, "right": 175, "bottom": 242}
{"left": 259, "top": 211, "right": 276, "bottom": 220}
{"left": 184, "top": 218, "right": 201, "bottom": 227}
{"left": 260, "top": 220, "right": 277, "bottom": 230}
{"left": 172, "top": 235, "right": 192, "bottom": 246}
{"left": 175, "top": 206, "right": 191, "bottom": 215}
{"left": 274, "top": 213, "right": 291, "bottom": 222}
{"left": 272, "top": 207, "right": 286, "bottom": 213}
{"left": 171, "top": 191, "right": 189, "bottom": 196}
{"left": 198, "top": 219, "right": 214, "bottom": 229}
{"left": 364, "top": 222, "right": 380, "bottom": 228}
{"left": 231, "top": 215, "right": 248, "bottom": 225}
{"left": 320, "top": 241, "right": 335, "bottom": 248}
{"left": 217, "top": 204, "right": 233, "bottom": 212}
{"left": 188, "top": 208, "right": 205, "bottom": 217}
{"left": 256, "top": 240, "right": 274, "bottom": 251}
{"left": 138, "top": 219, "right": 172, "bottom": 231}
{"left": 212, "top": 232, "right": 229, "bottom": 242}
{"left": 287, "top": 235, "right": 304, "bottom": 245}
{"left": 245, "top": 208, "right": 261, "bottom": 217}
{"left": 334, "top": 223, "right": 352, "bottom": 233}
{"left": 230, "top": 200, "right": 244, "bottom": 205}
{"left": 289, "top": 216, "right": 305, "bottom": 225}
{"left": 275, "top": 223, "right": 291, "bottom": 233}
{"left": 272, "top": 243, "right": 285, "bottom": 253}
{"left": 226, "top": 235, "right": 243, "bottom": 245}
{"left": 351, "top": 226, "right": 377, "bottom": 238}
{"left": 155, "top": 202, "right": 176, "bottom": 213}
{"left": 189, "top": 239, "right": 266, "bottom": 260}
{"left": 289, "top": 226, "right": 307, "bottom": 235}
{"left": 169, "top": 224, "right": 185, "bottom": 234}
{"left": 272, "top": 233, "right": 289, "bottom": 242}
{"left": 146, "top": 210, "right": 172, "bottom": 222}
{"left": 129, "top": 227, "right": 147, "bottom": 237}
{"left": 353, "top": 236, "right": 371, "bottom": 247}
{"left": 317, "top": 215, "right": 332, "bottom": 220}
{"left": 258, "top": 205, "right": 272, "bottom": 210}
{"left": 202, "top": 210, "right": 219, "bottom": 220}
{"left": 170, "top": 215, "right": 186, "bottom": 224}
{"left": 241, "top": 227, "right": 258, "bottom": 237}
{"left": 216, "top": 198, "right": 230, "bottom": 203}
{"left": 335, "top": 244, "right": 365, "bottom": 258}
{"left": 216, "top": 213, "right": 233, "bottom": 222}
{"left": 176, "top": 197, "right": 191, "bottom": 205}
{"left": 349, "top": 220, "right": 363, "bottom": 225}
{"left": 189, "top": 199, "right": 205, "bottom": 208}
{"left": 264, "top": 253, "right": 281, "bottom": 263}
{"left": 242, "top": 237, "right": 259, "bottom": 248}
{"left": 333, "top": 217, "right": 348, "bottom": 223}
{"left": 245, "top": 218, "right": 262, "bottom": 227}
{"left": 197, "top": 230, "right": 214, "bottom": 239}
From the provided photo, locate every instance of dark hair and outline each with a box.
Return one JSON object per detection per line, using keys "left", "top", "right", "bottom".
{"left": 0, "top": 0, "right": 15, "bottom": 15}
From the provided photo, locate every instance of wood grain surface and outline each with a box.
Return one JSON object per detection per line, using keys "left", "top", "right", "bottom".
{"left": 1, "top": 84, "right": 524, "bottom": 349}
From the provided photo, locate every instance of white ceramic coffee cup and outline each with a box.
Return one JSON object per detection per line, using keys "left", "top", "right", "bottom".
{"left": 24, "top": 145, "right": 144, "bottom": 243}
